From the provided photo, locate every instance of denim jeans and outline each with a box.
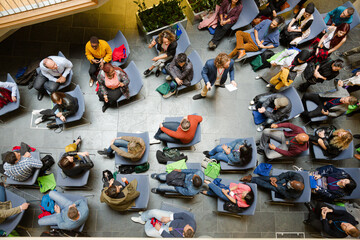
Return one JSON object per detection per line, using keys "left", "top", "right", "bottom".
{"left": 154, "top": 122, "right": 182, "bottom": 143}
{"left": 155, "top": 173, "right": 177, "bottom": 193}
{"left": 209, "top": 145, "right": 229, "bottom": 162}
{"left": 141, "top": 209, "right": 173, "bottom": 238}
{"left": 206, "top": 183, "right": 229, "bottom": 201}
{"left": 38, "top": 191, "right": 73, "bottom": 226}
{"left": 0, "top": 186, "right": 5, "bottom": 202}
{"left": 107, "top": 139, "right": 129, "bottom": 153}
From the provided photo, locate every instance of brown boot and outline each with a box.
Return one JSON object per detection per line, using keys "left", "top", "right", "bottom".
{"left": 241, "top": 174, "right": 252, "bottom": 182}
{"left": 355, "top": 154, "right": 360, "bottom": 160}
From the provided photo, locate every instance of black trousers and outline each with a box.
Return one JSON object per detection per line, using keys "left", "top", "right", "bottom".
{"left": 34, "top": 72, "right": 60, "bottom": 93}
{"left": 306, "top": 202, "right": 329, "bottom": 233}
{"left": 98, "top": 88, "right": 122, "bottom": 106}
{"left": 301, "top": 93, "right": 325, "bottom": 118}
{"left": 211, "top": 23, "right": 234, "bottom": 45}
{"left": 89, "top": 58, "right": 101, "bottom": 81}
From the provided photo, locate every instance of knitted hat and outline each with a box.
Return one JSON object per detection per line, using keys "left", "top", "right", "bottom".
{"left": 274, "top": 97, "right": 289, "bottom": 108}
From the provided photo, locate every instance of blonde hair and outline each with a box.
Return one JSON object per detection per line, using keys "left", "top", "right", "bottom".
{"left": 158, "top": 30, "right": 176, "bottom": 44}
{"left": 214, "top": 53, "right": 231, "bottom": 68}
{"left": 330, "top": 129, "right": 353, "bottom": 151}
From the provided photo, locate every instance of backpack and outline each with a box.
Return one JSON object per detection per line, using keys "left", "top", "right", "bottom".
{"left": 223, "top": 201, "right": 245, "bottom": 213}
{"left": 40, "top": 194, "right": 55, "bottom": 213}
{"left": 134, "top": 162, "right": 150, "bottom": 173}
{"left": 39, "top": 155, "right": 55, "bottom": 175}
{"left": 163, "top": 147, "right": 181, "bottom": 159}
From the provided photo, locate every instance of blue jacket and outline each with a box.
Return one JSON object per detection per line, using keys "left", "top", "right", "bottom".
{"left": 56, "top": 199, "right": 89, "bottom": 230}
{"left": 250, "top": 19, "right": 280, "bottom": 48}
{"left": 201, "top": 59, "right": 235, "bottom": 86}
{"left": 324, "top": 6, "right": 353, "bottom": 26}
{"left": 226, "top": 139, "right": 245, "bottom": 164}
{"left": 175, "top": 169, "right": 204, "bottom": 196}
{"left": 160, "top": 212, "right": 196, "bottom": 238}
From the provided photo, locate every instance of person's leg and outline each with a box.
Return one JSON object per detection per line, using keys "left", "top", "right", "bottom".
{"left": 251, "top": 176, "right": 277, "bottom": 191}
{"left": 43, "top": 81, "right": 60, "bottom": 93}
{"left": 208, "top": 145, "right": 223, "bottom": 156}
{"left": 259, "top": 129, "right": 285, "bottom": 150}
{"left": 33, "top": 72, "right": 48, "bottom": 92}
{"left": 200, "top": 84, "right": 209, "bottom": 97}
{"left": 144, "top": 221, "right": 162, "bottom": 238}
{"left": 157, "top": 183, "right": 178, "bottom": 193}
{"left": 155, "top": 173, "right": 167, "bottom": 182}
{"left": 242, "top": 32, "right": 259, "bottom": 52}
{"left": 344, "top": 46, "right": 360, "bottom": 56}
{"left": 107, "top": 139, "right": 129, "bottom": 153}
{"left": 0, "top": 185, "right": 6, "bottom": 202}
{"left": 156, "top": 133, "right": 181, "bottom": 143}
{"left": 262, "top": 118, "right": 275, "bottom": 128}
{"left": 208, "top": 183, "right": 229, "bottom": 201}
{"left": 162, "top": 122, "right": 181, "bottom": 131}
{"left": 211, "top": 24, "right": 233, "bottom": 45}
{"left": 347, "top": 85, "right": 360, "bottom": 93}
{"left": 269, "top": 72, "right": 281, "bottom": 86}
{"left": 229, "top": 31, "right": 246, "bottom": 58}
{"left": 49, "top": 191, "right": 73, "bottom": 209}
{"left": 301, "top": 93, "right": 324, "bottom": 118}
{"left": 213, "top": 152, "right": 230, "bottom": 163}
{"left": 107, "top": 88, "right": 122, "bottom": 106}
{"left": 264, "top": 131, "right": 287, "bottom": 159}
{"left": 141, "top": 209, "right": 173, "bottom": 222}
{"left": 38, "top": 213, "right": 61, "bottom": 226}
{"left": 89, "top": 62, "right": 100, "bottom": 81}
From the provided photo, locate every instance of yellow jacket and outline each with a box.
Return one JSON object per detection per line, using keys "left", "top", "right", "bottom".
{"left": 85, "top": 40, "right": 112, "bottom": 63}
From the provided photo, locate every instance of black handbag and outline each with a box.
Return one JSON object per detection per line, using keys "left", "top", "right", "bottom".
{"left": 304, "top": 62, "right": 316, "bottom": 83}
{"left": 39, "top": 155, "right": 55, "bottom": 175}
{"left": 223, "top": 201, "right": 245, "bottom": 213}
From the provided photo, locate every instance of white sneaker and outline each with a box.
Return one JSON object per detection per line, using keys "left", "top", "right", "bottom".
{"left": 249, "top": 100, "right": 255, "bottom": 105}
{"left": 165, "top": 75, "right": 172, "bottom": 81}
{"left": 34, "top": 117, "right": 43, "bottom": 125}
{"left": 131, "top": 216, "right": 145, "bottom": 224}
{"left": 150, "top": 138, "right": 161, "bottom": 145}
{"left": 138, "top": 211, "right": 143, "bottom": 215}
{"left": 255, "top": 76, "right": 261, "bottom": 80}
{"left": 248, "top": 106, "right": 256, "bottom": 111}
{"left": 256, "top": 126, "right": 264, "bottom": 132}
{"left": 266, "top": 84, "right": 272, "bottom": 88}
{"left": 292, "top": 165, "right": 303, "bottom": 171}
{"left": 32, "top": 109, "right": 45, "bottom": 116}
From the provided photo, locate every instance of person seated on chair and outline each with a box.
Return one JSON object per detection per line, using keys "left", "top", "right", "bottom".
{"left": 280, "top": 3, "right": 315, "bottom": 47}
{"left": 324, "top": 6, "right": 354, "bottom": 27}
{"left": 33, "top": 91, "right": 79, "bottom": 126}
{"left": 208, "top": 0, "right": 243, "bottom": 50}
{"left": 248, "top": 93, "right": 292, "bottom": 132}
{"left": 337, "top": 70, "right": 360, "bottom": 94}
{"left": 308, "top": 23, "right": 350, "bottom": 64}
{"left": 38, "top": 190, "right": 89, "bottom": 230}
{"left": 2, "top": 142, "right": 43, "bottom": 182}
{"left": 203, "top": 139, "right": 253, "bottom": 165}
{"left": 310, "top": 127, "right": 353, "bottom": 158}
{"left": 310, "top": 165, "right": 356, "bottom": 201}
{"left": 301, "top": 80, "right": 357, "bottom": 120}
{"left": 58, "top": 136, "right": 94, "bottom": 178}
{"left": 97, "top": 63, "right": 130, "bottom": 113}
{"left": 97, "top": 136, "right": 146, "bottom": 160}
{"left": 100, "top": 171, "right": 139, "bottom": 211}
{"left": 298, "top": 59, "right": 344, "bottom": 92}
{"left": 154, "top": 115, "right": 203, "bottom": 144}
{"left": 257, "top": 122, "right": 309, "bottom": 159}
{"left": 201, "top": 178, "right": 254, "bottom": 209}
{"left": 144, "top": 30, "right": 177, "bottom": 78}
{"left": 0, "top": 81, "right": 18, "bottom": 108}
{"left": 228, "top": 16, "right": 284, "bottom": 62}
{"left": 85, "top": 36, "right": 112, "bottom": 88}
{"left": 303, "top": 201, "right": 360, "bottom": 238}
{"left": 131, "top": 209, "right": 196, "bottom": 238}
{"left": 34, "top": 56, "right": 73, "bottom": 101}
{"left": 337, "top": 45, "right": 360, "bottom": 69}
{"left": 163, "top": 53, "right": 194, "bottom": 99}
{"left": 193, "top": 53, "right": 236, "bottom": 100}
{"left": 151, "top": 169, "right": 204, "bottom": 196}
{"left": 257, "top": 49, "right": 311, "bottom": 90}
{"left": 241, "top": 171, "right": 304, "bottom": 199}
{"left": 0, "top": 182, "right": 30, "bottom": 223}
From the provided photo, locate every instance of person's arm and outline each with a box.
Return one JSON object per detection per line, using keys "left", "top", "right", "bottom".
{"left": 79, "top": 155, "right": 94, "bottom": 170}
{"left": 316, "top": 165, "right": 337, "bottom": 176}
{"left": 179, "top": 61, "right": 193, "bottom": 81}
{"left": 97, "top": 71, "right": 108, "bottom": 96}
{"left": 228, "top": 60, "right": 235, "bottom": 82}
{"left": 300, "top": 20, "right": 313, "bottom": 33}
{"left": 324, "top": 7, "right": 337, "bottom": 25}
{"left": 103, "top": 41, "right": 113, "bottom": 63}
{"left": 61, "top": 58, "right": 73, "bottom": 78}
{"left": 0, "top": 82, "right": 17, "bottom": 97}
{"left": 0, "top": 206, "right": 22, "bottom": 220}
{"left": 227, "top": 4, "right": 243, "bottom": 25}
{"left": 40, "top": 66, "right": 57, "bottom": 82}
{"left": 85, "top": 42, "right": 95, "bottom": 63}
{"left": 328, "top": 37, "right": 347, "bottom": 54}
{"left": 160, "top": 126, "right": 180, "bottom": 139}
{"left": 165, "top": 42, "right": 177, "bottom": 59}
{"left": 201, "top": 62, "right": 211, "bottom": 85}
{"left": 314, "top": 64, "right": 326, "bottom": 80}
{"left": 29, "top": 158, "right": 43, "bottom": 169}
{"left": 274, "top": 146, "right": 302, "bottom": 157}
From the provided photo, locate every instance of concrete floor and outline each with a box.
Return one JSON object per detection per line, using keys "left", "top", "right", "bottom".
{"left": 0, "top": 0, "right": 360, "bottom": 237}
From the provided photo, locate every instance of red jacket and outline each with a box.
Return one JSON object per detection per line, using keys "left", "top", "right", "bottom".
{"left": 275, "top": 122, "right": 309, "bottom": 157}
{"left": 161, "top": 115, "right": 203, "bottom": 144}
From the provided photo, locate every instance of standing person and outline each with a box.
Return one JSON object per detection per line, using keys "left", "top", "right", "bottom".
{"left": 324, "top": 6, "right": 354, "bottom": 26}
{"left": 192, "top": 53, "right": 236, "bottom": 100}
{"left": 228, "top": 17, "right": 284, "bottom": 61}
{"left": 34, "top": 56, "right": 73, "bottom": 100}
{"left": 208, "top": 0, "right": 243, "bottom": 49}
{"left": 85, "top": 36, "right": 112, "bottom": 87}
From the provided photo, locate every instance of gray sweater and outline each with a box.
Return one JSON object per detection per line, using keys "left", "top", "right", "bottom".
{"left": 40, "top": 56, "right": 73, "bottom": 82}
{"left": 165, "top": 55, "right": 193, "bottom": 86}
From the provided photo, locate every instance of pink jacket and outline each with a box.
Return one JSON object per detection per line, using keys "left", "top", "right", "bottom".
{"left": 198, "top": 5, "right": 221, "bottom": 30}
{"left": 229, "top": 183, "right": 251, "bottom": 208}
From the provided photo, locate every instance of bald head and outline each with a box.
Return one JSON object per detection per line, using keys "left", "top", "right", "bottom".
{"left": 290, "top": 180, "right": 304, "bottom": 191}
{"left": 296, "top": 133, "right": 309, "bottom": 144}
{"left": 43, "top": 58, "right": 56, "bottom": 69}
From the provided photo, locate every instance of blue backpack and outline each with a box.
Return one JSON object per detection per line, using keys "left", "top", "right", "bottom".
{"left": 41, "top": 194, "right": 55, "bottom": 214}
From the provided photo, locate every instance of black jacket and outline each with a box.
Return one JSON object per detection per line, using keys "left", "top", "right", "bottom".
{"left": 58, "top": 152, "right": 94, "bottom": 177}
{"left": 52, "top": 93, "right": 79, "bottom": 118}
{"left": 321, "top": 208, "right": 358, "bottom": 238}
{"left": 155, "top": 37, "right": 178, "bottom": 64}
{"left": 261, "top": 93, "right": 292, "bottom": 122}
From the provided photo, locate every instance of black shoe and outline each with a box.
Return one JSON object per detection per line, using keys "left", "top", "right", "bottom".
{"left": 256, "top": 140, "right": 260, "bottom": 146}
{"left": 203, "top": 151, "right": 210, "bottom": 158}
{"left": 143, "top": 69, "right": 152, "bottom": 76}
{"left": 151, "top": 173, "right": 158, "bottom": 179}
{"left": 28, "top": 81, "right": 34, "bottom": 89}
{"left": 37, "top": 92, "right": 44, "bottom": 101}
{"left": 216, "top": 84, "right": 225, "bottom": 88}
{"left": 193, "top": 94, "right": 206, "bottom": 100}
{"left": 102, "top": 104, "right": 109, "bottom": 113}
{"left": 303, "top": 219, "right": 310, "bottom": 225}
{"left": 353, "top": 134, "right": 360, "bottom": 139}
{"left": 98, "top": 149, "right": 108, "bottom": 156}
{"left": 257, "top": 148, "right": 264, "bottom": 155}
{"left": 155, "top": 69, "right": 161, "bottom": 77}
{"left": 304, "top": 202, "right": 314, "bottom": 212}
{"left": 151, "top": 188, "right": 159, "bottom": 194}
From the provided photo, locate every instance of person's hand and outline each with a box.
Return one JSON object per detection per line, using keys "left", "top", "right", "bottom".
{"left": 231, "top": 81, "right": 237, "bottom": 87}
{"left": 159, "top": 123, "right": 163, "bottom": 128}
{"left": 222, "top": 144, "right": 228, "bottom": 151}
{"left": 11, "top": 96, "right": 17, "bottom": 102}
{"left": 109, "top": 178, "right": 114, "bottom": 185}
{"left": 314, "top": 174, "right": 321, "bottom": 180}
{"left": 60, "top": 115, "right": 66, "bottom": 122}
{"left": 23, "top": 152, "right": 31, "bottom": 158}
{"left": 356, "top": 71, "right": 360, "bottom": 76}
{"left": 337, "top": 80, "right": 344, "bottom": 87}
{"left": 270, "top": 177, "right": 278, "bottom": 187}
{"left": 152, "top": 56, "right": 159, "bottom": 61}
{"left": 54, "top": 204, "right": 61, "bottom": 213}
{"left": 104, "top": 95, "right": 108, "bottom": 103}
{"left": 315, "top": 48, "right": 319, "bottom": 56}
{"left": 155, "top": 222, "right": 161, "bottom": 231}
{"left": 99, "top": 60, "right": 104, "bottom": 69}
{"left": 221, "top": 188, "right": 229, "bottom": 194}
{"left": 91, "top": 59, "right": 99, "bottom": 64}
{"left": 270, "top": 124, "right": 278, "bottom": 129}
{"left": 20, "top": 202, "right": 30, "bottom": 211}
{"left": 271, "top": 62, "right": 277, "bottom": 67}
{"left": 119, "top": 82, "right": 124, "bottom": 87}
{"left": 175, "top": 78, "right": 183, "bottom": 85}
{"left": 258, "top": 107, "right": 266, "bottom": 113}
{"left": 148, "top": 39, "right": 156, "bottom": 48}
{"left": 272, "top": 10, "right": 277, "bottom": 17}
{"left": 321, "top": 109, "right": 329, "bottom": 115}
{"left": 173, "top": 169, "right": 181, "bottom": 172}
{"left": 269, "top": 143, "right": 276, "bottom": 150}
{"left": 206, "top": 82, "right": 212, "bottom": 90}
{"left": 121, "top": 177, "right": 127, "bottom": 183}
{"left": 315, "top": 186, "right": 320, "bottom": 191}
{"left": 258, "top": 42, "right": 265, "bottom": 49}
{"left": 56, "top": 112, "right": 62, "bottom": 118}
{"left": 161, "top": 217, "right": 171, "bottom": 223}
{"left": 57, "top": 76, "right": 66, "bottom": 83}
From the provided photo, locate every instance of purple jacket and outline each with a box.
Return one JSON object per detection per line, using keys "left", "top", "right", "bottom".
{"left": 218, "top": 0, "right": 242, "bottom": 25}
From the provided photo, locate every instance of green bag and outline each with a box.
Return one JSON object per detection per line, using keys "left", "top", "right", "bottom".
{"left": 134, "top": 162, "right": 150, "bottom": 173}
{"left": 163, "top": 147, "right": 181, "bottom": 159}
{"left": 156, "top": 82, "right": 171, "bottom": 95}
{"left": 250, "top": 55, "right": 263, "bottom": 71}
{"left": 37, "top": 173, "right": 56, "bottom": 193}
{"left": 346, "top": 103, "right": 359, "bottom": 114}
{"left": 267, "top": 50, "right": 285, "bottom": 63}
{"left": 204, "top": 162, "right": 220, "bottom": 179}
{"left": 166, "top": 159, "right": 187, "bottom": 173}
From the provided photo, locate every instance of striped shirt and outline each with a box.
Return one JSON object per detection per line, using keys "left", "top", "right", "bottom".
{"left": 4, "top": 156, "right": 43, "bottom": 182}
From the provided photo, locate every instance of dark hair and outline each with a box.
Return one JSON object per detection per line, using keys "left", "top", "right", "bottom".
{"left": 244, "top": 189, "right": 254, "bottom": 206}
{"left": 158, "top": 30, "right": 176, "bottom": 44}
{"left": 67, "top": 206, "right": 79, "bottom": 220}
{"left": 90, "top": 36, "right": 99, "bottom": 44}
{"left": 348, "top": 226, "right": 360, "bottom": 238}
{"left": 304, "top": 3, "right": 315, "bottom": 14}
{"left": 227, "top": 0, "right": 241, "bottom": 6}
{"left": 59, "top": 156, "right": 75, "bottom": 170}
{"left": 50, "top": 92, "right": 66, "bottom": 103}
{"left": 274, "top": 16, "right": 285, "bottom": 25}
{"left": 176, "top": 53, "right": 187, "bottom": 64}
{"left": 240, "top": 142, "right": 253, "bottom": 165}
{"left": 332, "top": 59, "right": 344, "bottom": 68}
{"left": 180, "top": 119, "right": 191, "bottom": 131}
{"left": 183, "top": 228, "right": 194, "bottom": 238}
{"left": 4, "top": 152, "right": 17, "bottom": 165}
{"left": 102, "top": 63, "right": 114, "bottom": 73}
{"left": 105, "top": 185, "right": 118, "bottom": 198}
{"left": 344, "top": 178, "right": 357, "bottom": 195}
{"left": 347, "top": 7, "right": 355, "bottom": 16}
{"left": 192, "top": 175, "right": 202, "bottom": 187}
